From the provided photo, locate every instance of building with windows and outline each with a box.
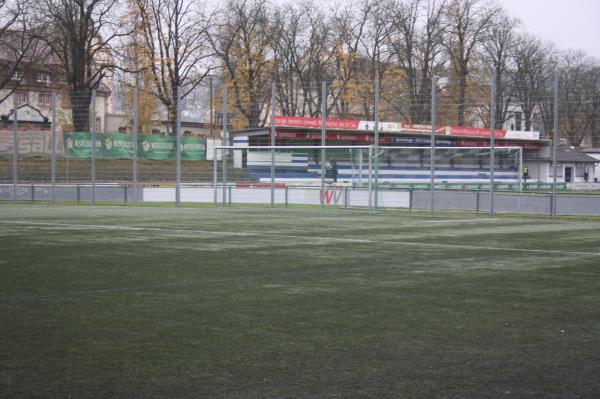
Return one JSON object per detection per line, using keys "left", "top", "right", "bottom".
{"left": 229, "top": 115, "right": 598, "bottom": 186}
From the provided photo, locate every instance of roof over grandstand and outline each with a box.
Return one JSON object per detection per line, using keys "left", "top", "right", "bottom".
{"left": 272, "top": 116, "right": 545, "bottom": 143}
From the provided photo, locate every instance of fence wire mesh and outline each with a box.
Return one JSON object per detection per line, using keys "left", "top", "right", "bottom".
{"left": 0, "top": 71, "right": 599, "bottom": 215}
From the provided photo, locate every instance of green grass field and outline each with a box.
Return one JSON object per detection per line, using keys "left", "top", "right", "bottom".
{"left": 1, "top": 204, "right": 599, "bottom": 398}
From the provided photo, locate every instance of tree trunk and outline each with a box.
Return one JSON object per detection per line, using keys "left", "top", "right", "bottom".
{"left": 457, "top": 74, "right": 466, "bottom": 126}
{"left": 70, "top": 90, "right": 92, "bottom": 132}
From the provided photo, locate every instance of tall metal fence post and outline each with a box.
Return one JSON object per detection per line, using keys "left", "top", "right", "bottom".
{"left": 552, "top": 70, "right": 559, "bottom": 218}
{"left": 320, "top": 81, "right": 326, "bottom": 210}
{"left": 374, "top": 80, "right": 380, "bottom": 211}
{"left": 12, "top": 94, "right": 18, "bottom": 202}
{"left": 222, "top": 85, "right": 228, "bottom": 207}
{"left": 368, "top": 145, "right": 373, "bottom": 214}
{"left": 51, "top": 92, "right": 57, "bottom": 203}
{"left": 176, "top": 86, "right": 181, "bottom": 207}
{"left": 91, "top": 89, "right": 97, "bottom": 205}
{"left": 430, "top": 76, "right": 437, "bottom": 212}
{"left": 213, "top": 145, "right": 218, "bottom": 207}
{"left": 270, "top": 83, "right": 276, "bottom": 208}
{"left": 518, "top": 148, "right": 523, "bottom": 192}
{"left": 132, "top": 86, "right": 139, "bottom": 204}
{"left": 490, "top": 71, "right": 496, "bottom": 215}
{"left": 209, "top": 77, "right": 214, "bottom": 139}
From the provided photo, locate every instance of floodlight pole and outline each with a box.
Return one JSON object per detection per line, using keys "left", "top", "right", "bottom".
{"left": 209, "top": 77, "right": 214, "bottom": 139}
{"left": 320, "top": 81, "right": 326, "bottom": 210}
{"left": 518, "top": 147, "right": 523, "bottom": 192}
{"left": 51, "top": 92, "right": 57, "bottom": 203}
{"left": 368, "top": 145, "right": 373, "bottom": 214}
{"left": 175, "top": 86, "right": 181, "bottom": 207}
{"left": 222, "top": 85, "right": 228, "bottom": 207}
{"left": 270, "top": 83, "right": 276, "bottom": 208}
{"left": 374, "top": 79, "right": 380, "bottom": 211}
{"left": 12, "top": 94, "right": 18, "bottom": 202}
{"left": 430, "top": 76, "right": 437, "bottom": 213}
{"left": 552, "top": 70, "right": 559, "bottom": 219}
{"left": 490, "top": 72, "right": 496, "bottom": 215}
{"left": 213, "top": 146, "right": 218, "bottom": 207}
{"left": 132, "top": 86, "right": 139, "bottom": 204}
{"left": 91, "top": 89, "right": 96, "bottom": 205}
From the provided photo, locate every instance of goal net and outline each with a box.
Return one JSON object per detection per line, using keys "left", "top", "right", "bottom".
{"left": 212, "top": 145, "right": 522, "bottom": 208}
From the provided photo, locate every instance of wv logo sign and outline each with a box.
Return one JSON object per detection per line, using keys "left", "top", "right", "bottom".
{"left": 321, "top": 189, "right": 344, "bottom": 205}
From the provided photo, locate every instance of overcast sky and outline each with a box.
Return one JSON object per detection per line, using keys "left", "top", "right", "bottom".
{"left": 499, "top": 0, "right": 600, "bottom": 58}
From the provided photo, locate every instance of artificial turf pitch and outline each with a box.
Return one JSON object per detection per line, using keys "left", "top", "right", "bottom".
{"left": 1, "top": 204, "right": 599, "bottom": 398}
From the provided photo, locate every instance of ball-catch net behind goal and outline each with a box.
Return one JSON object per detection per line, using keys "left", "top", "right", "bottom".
{"left": 212, "top": 145, "right": 522, "bottom": 208}
{"left": 212, "top": 145, "right": 373, "bottom": 208}
{"left": 378, "top": 146, "right": 522, "bottom": 189}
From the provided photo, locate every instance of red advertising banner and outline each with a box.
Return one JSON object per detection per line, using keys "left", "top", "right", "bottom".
{"left": 449, "top": 126, "right": 507, "bottom": 138}
{"left": 275, "top": 116, "right": 360, "bottom": 130}
{"left": 274, "top": 116, "right": 541, "bottom": 142}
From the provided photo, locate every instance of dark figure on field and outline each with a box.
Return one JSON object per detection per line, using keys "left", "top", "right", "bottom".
{"left": 584, "top": 170, "right": 589, "bottom": 183}
{"left": 330, "top": 158, "right": 338, "bottom": 182}
{"left": 326, "top": 158, "right": 338, "bottom": 182}
{"left": 523, "top": 166, "right": 529, "bottom": 183}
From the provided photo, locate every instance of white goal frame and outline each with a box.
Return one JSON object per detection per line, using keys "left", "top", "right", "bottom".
{"left": 212, "top": 145, "right": 523, "bottom": 213}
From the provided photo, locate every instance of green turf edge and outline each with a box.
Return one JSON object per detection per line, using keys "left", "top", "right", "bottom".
{"left": 3, "top": 199, "right": 600, "bottom": 221}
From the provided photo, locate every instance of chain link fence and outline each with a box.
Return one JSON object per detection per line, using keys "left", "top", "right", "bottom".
{"left": 1, "top": 74, "right": 600, "bottom": 216}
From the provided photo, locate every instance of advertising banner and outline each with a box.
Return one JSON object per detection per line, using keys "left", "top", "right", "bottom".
{"left": 274, "top": 116, "right": 541, "bottom": 141}
{"left": 138, "top": 135, "right": 176, "bottom": 160}
{"left": 181, "top": 136, "right": 207, "bottom": 160}
{"left": 63, "top": 132, "right": 206, "bottom": 160}
{"left": 102, "top": 133, "right": 135, "bottom": 158}
{"left": 64, "top": 132, "right": 102, "bottom": 158}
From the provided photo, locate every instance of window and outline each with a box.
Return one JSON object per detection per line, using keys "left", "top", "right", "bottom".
{"left": 12, "top": 71, "right": 24, "bottom": 81}
{"left": 39, "top": 92, "right": 52, "bottom": 107}
{"left": 15, "top": 91, "right": 29, "bottom": 104}
{"left": 37, "top": 72, "right": 51, "bottom": 84}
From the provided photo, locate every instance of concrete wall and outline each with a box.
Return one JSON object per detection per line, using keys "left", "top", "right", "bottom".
{"left": 3, "top": 184, "right": 600, "bottom": 217}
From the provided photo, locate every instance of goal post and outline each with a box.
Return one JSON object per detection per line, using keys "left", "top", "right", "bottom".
{"left": 212, "top": 145, "right": 522, "bottom": 209}
{"left": 213, "top": 145, "right": 374, "bottom": 210}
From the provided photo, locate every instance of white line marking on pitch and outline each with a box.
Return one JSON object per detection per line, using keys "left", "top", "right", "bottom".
{"left": 424, "top": 218, "right": 499, "bottom": 223}
{"left": 0, "top": 221, "right": 163, "bottom": 231}
{"left": 1, "top": 220, "right": 600, "bottom": 257}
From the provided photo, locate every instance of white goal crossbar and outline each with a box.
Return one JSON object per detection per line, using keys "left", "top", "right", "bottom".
{"left": 212, "top": 145, "right": 523, "bottom": 212}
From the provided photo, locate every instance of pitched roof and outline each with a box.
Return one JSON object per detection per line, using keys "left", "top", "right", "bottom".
{"left": 557, "top": 147, "right": 598, "bottom": 163}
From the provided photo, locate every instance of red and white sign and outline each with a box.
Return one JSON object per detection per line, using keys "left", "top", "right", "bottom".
{"left": 274, "top": 116, "right": 541, "bottom": 141}
{"left": 275, "top": 116, "right": 360, "bottom": 130}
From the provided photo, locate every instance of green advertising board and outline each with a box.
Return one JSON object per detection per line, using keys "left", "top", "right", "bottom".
{"left": 64, "top": 132, "right": 206, "bottom": 160}
{"left": 138, "top": 135, "right": 176, "bottom": 160}
{"left": 102, "top": 133, "right": 135, "bottom": 159}
{"left": 181, "top": 136, "right": 206, "bottom": 160}
{"left": 64, "top": 132, "right": 102, "bottom": 158}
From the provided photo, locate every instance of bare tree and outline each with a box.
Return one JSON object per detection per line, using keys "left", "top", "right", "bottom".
{"left": 0, "top": 0, "right": 47, "bottom": 103}
{"left": 481, "top": 8, "right": 519, "bottom": 129}
{"left": 387, "top": 0, "right": 447, "bottom": 123}
{"left": 354, "top": 0, "right": 394, "bottom": 117}
{"left": 443, "top": 0, "right": 499, "bottom": 126}
{"left": 512, "top": 34, "right": 554, "bottom": 133}
{"left": 557, "top": 50, "right": 600, "bottom": 146}
{"left": 271, "top": 1, "right": 340, "bottom": 117}
{"left": 328, "top": 0, "right": 373, "bottom": 118}
{"left": 211, "top": 0, "right": 274, "bottom": 129}
{"left": 134, "top": 0, "right": 214, "bottom": 134}
{"left": 39, "top": 0, "right": 129, "bottom": 131}
{"left": 587, "top": 66, "right": 600, "bottom": 147}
